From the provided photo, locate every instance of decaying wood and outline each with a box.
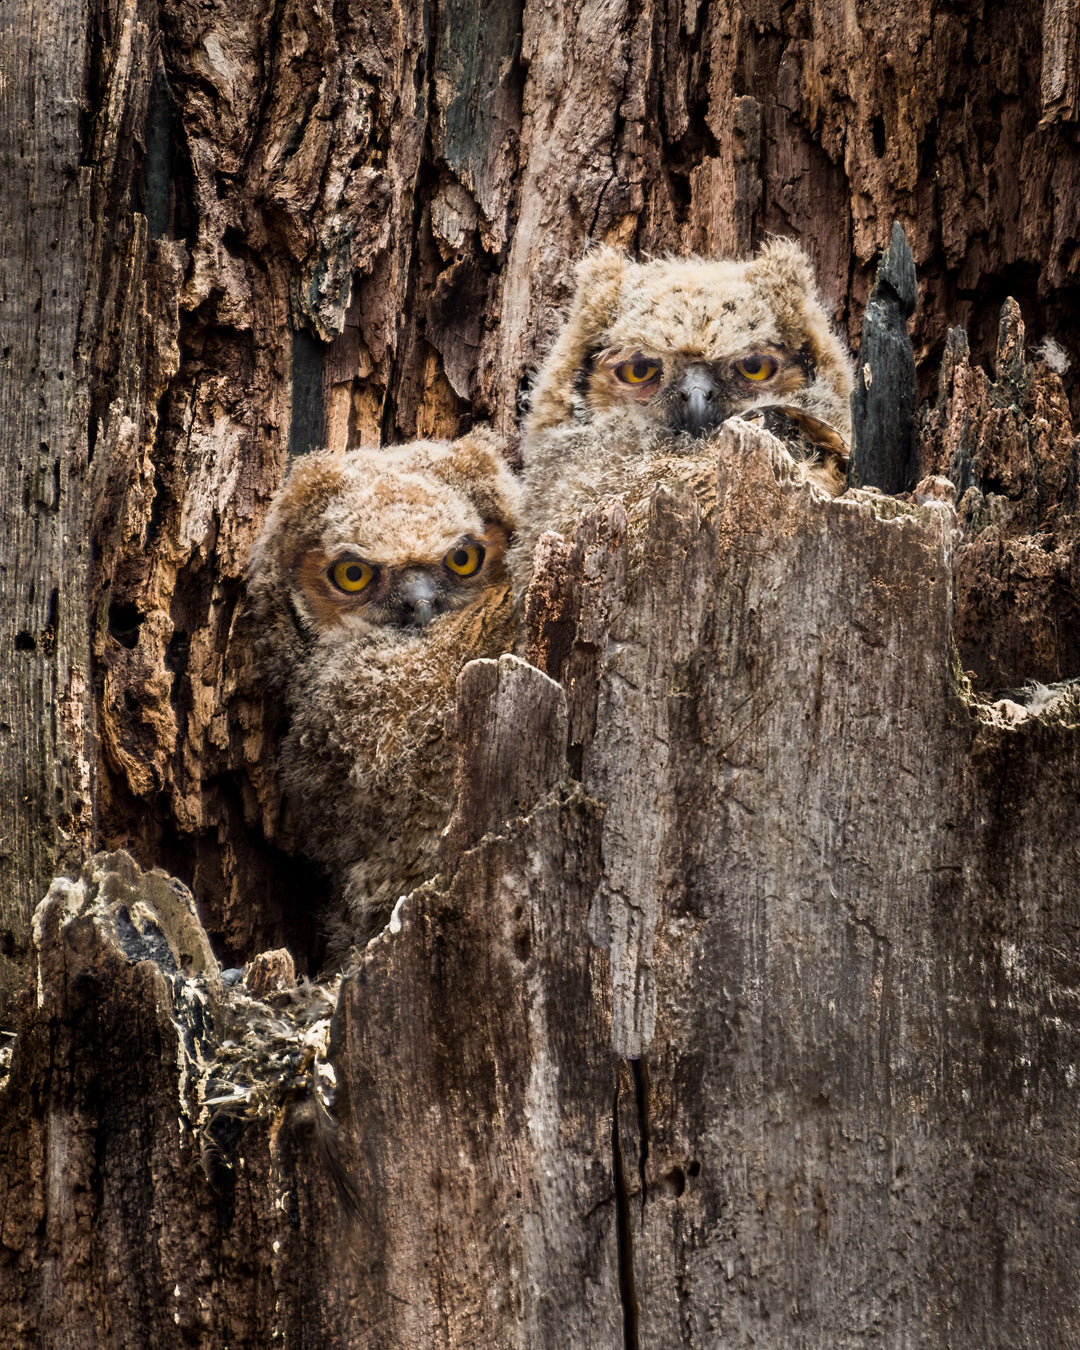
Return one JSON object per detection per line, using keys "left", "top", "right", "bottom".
{"left": 0, "top": 850, "right": 350, "bottom": 1348}
{"left": 920, "top": 297, "right": 1080, "bottom": 691}
{"left": 60, "top": 0, "right": 1080, "bottom": 957}
{"left": 849, "top": 222, "right": 919, "bottom": 494}
{"left": 0, "top": 0, "right": 96, "bottom": 1004}
{"left": 1041, "top": 0, "right": 1080, "bottom": 125}
{"left": 4, "top": 423, "right": 1078, "bottom": 1346}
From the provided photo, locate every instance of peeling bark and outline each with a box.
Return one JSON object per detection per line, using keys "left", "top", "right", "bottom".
{"left": 3, "top": 0, "right": 1080, "bottom": 1343}
{"left": 4, "top": 425, "right": 1079, "bottom": 1345}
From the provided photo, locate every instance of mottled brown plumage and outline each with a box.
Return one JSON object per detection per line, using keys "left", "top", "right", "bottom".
{"left": 515, "top": 239, "right": 854, "bottom": 570}
{"left": 247, "top": 430, "right": 521, "bottom": 962}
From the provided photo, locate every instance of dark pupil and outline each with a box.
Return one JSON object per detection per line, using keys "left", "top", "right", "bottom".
{"left": 743, "top": 357, "right": 763, "bottom": 374}
{"left": 344, "top": 564, "right": 364, "bottom": 583}
{"left": 452, "top": 549, "right": 471, "bottom": 569}
{"left": 632, "top": 360, "right": 653, "bottom": 380}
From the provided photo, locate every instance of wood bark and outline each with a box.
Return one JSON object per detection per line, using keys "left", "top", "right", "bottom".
{"left": 4, "top": 422, "right": 1079, "bottom": 1346}
{"left": 71, "top": 0, "right": 1080, "bottom": 961}
{"left": 3, "top": 0, "right": 1080, "bottom": 1346}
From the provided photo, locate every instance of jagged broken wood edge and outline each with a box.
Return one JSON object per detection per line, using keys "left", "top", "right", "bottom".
{"left": 328, "top": 418, "right": 1080, "bottom": 1342}
{"left": 920, "top": 293, "right": 1080, "bottom": 689}
{"left": 3, "top": 848, "right": 357, "bottom": 1345}
{"left": 8, "top": 419, "right": 1080, "bottom": 1344}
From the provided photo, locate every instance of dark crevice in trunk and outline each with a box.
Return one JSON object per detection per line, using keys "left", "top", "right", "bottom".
{"left": 379, "top": 0, "right": 439, "bottom": 445}
{"left": 612, "top": 1078, "right": 640, "bottom": 1350}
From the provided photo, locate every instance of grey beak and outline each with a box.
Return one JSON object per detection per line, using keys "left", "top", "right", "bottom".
{"left": 672, "top": 364, "right": 723, "bottom": 436}
{"left": 398, "top": 570, "right": 440, "bottom": 628}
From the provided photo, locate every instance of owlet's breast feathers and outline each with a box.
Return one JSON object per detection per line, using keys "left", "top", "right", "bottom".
{"left": 246, "top": 430, "right": 521, "bottom": 963}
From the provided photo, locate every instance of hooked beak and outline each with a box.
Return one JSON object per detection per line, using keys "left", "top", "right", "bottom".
{"left": 398, "top": 570, "right": 441, "bottom": 628}
{"left": 671, "top": 364, "right": 724, "bottom": 436}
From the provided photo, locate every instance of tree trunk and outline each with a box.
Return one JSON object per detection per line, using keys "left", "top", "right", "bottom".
{"left": 2, "top": 0, "right": 1080, "bottom": 1345}
{"left": 0, "top": 0, "right": 95, "bottom": 1000}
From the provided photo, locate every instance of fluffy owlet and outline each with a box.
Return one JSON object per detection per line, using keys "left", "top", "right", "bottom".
{"left": 516, "top": 238, "right": 854, "bottom": 555}
{"left": 246, "top": 430, "right": 521, "bottom": 961}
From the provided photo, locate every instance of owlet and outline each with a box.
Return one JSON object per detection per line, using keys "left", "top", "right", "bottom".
{"left": 246, "top": 430, "right": 521, "bottom": 961}
{"left": 516, "top": 238, "right": 854, "bottom": 558}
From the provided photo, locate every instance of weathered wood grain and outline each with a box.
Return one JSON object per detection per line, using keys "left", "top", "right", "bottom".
{"left": 1041, "top": 0, "right": 1080, "bottom": 124}
{"left": 7, "top": 425, "right": 1078, "bottom": 1346}
{"left": 0, "top": 0, "right": 95, "bottom": 1001}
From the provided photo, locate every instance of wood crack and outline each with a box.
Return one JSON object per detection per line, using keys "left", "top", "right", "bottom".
{"left": 612, "top": 1074, "right": 641, "bottom": 1350}
{"left": 380, "top": 0, "right": 439, "bottom": 443}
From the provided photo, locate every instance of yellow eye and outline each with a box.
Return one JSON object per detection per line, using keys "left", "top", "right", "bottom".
{"left": 444, "top": 542, "right": 485, "bottom": 577}
{"left": 330, "top": 559, "right": 375, "bottom": 593}
{"left": 733, "top": 353, "right": 778, "bottom": 382}
{"left": 613, "top": 356, "right": 662, "bottom": 385}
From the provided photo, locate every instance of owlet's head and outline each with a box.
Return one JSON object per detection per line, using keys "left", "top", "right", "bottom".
{"left": 524, "top": 238, "right": 853, "bottom": 453}
{"left": 247, "top": 429, "right": 522, "bottom": 689}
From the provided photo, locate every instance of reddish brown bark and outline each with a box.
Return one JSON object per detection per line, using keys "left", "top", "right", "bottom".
{"left": 2, "top": 0, "right": 1080, "bottom": 1345}
{"left": 74, "top": 1, "right": 1080, "bottom": 955}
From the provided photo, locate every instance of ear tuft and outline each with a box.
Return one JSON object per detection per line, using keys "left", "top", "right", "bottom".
{"left": 570, "top": 245, "right": 629, "bottom": 335}
{"left": 523, "top": 245, "right": 629, "bottom": 437}
{"left": 748, "top": 237, "right": 815, "bottom": 297}
{"left": 746, "top": 237, "right": 821, "bottom": 340}
{"left": 430, "top": 430, "right": 523, "bottom": 534}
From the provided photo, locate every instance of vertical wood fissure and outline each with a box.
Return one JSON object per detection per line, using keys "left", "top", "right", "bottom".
{"left": 631, "top": 1055, "right": 650, "bottom": 1208}
{"left": 612, "top": 1078, "right": 641, "bottom": 1350}
{"left": 380, "top": 0, "right": 439, "bottom": 445}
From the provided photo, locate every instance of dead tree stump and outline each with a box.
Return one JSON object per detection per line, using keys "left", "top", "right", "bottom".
{"left": 4, "top": 423, "right": 1079, "bottom": 1347}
